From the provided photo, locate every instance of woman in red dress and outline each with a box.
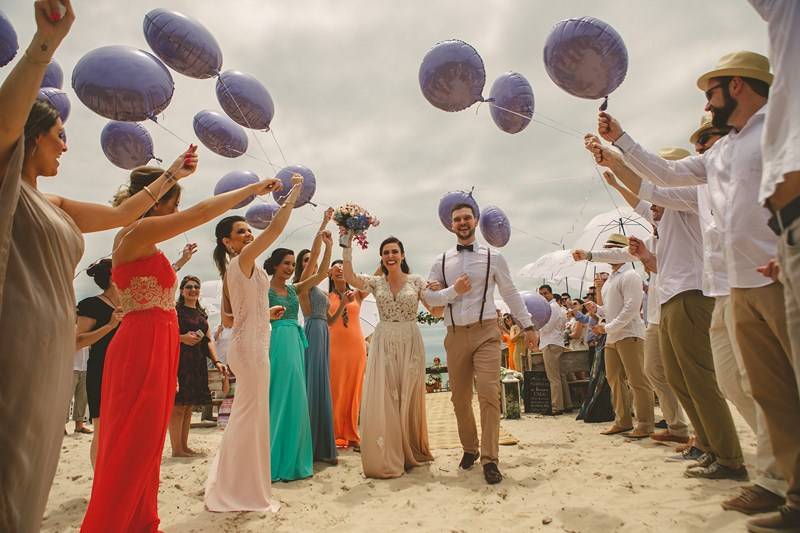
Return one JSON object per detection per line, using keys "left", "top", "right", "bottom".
{"left": 80, "top": 159, "right": 282, "bottom": 532}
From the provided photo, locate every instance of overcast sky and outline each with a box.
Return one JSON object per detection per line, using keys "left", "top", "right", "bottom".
{"left": 1, "top": 0, "right": 768, "bottom": 301}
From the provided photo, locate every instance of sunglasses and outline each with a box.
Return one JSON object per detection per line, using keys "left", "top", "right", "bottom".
{"left": 183, "top": 284, "right": 200, "bottom": 290}
{"left": 704, "top": 83, "right": 723, "bottom": 101}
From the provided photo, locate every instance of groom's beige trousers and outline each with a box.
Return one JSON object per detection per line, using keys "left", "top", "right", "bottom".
{"left": 445, "top": 321, "right": 501, "bottom": 465}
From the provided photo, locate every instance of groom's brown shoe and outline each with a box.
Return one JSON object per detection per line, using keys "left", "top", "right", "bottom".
{"left": 483, "top": 463, "right": 503, "bottom": 484}
{"left": 459, "top": 451, "right": 480, "bottom": 470}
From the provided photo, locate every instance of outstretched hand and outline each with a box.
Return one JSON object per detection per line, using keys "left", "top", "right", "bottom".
{"left": 253, "top": 177, "right": 282, "bottom": 196}
{"left": 33, "top": 0, "right": 75, "bottom": 52}
{"left": 168, "top": 145, "right": 199, "bottom": 181}
{"left": 584, "top": 134, "right": 620, "bottom": 167}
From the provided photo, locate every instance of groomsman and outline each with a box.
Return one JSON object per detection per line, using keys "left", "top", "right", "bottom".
{"left": 425, "top": 203, "right": 535, "bottom": 485}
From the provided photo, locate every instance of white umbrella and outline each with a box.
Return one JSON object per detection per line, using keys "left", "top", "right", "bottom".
{"left": 571, "top": 207, "right": 653, "bottom": 252}
{"left": 200, "top": 279, "right": 223, "bottom": 317}
{"left": 519, "top": 250, "right": 611, "bottom": 286}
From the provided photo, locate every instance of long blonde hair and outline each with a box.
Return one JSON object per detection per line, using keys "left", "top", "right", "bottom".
{"left": 111, "top": 166, "right": 181, "bottom": 211}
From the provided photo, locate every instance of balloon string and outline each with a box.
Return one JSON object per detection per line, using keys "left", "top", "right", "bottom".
{"left": 594, "top": 165, "right": 625, "bottom": 219}
{"left": 487, "top": 102, "right": 583, "bottom": 140}
{"left": 268, "top": 128, "right": 289, "bottom": 167}
{"left": 215, "top": 75, "right": 281, "bottom": 174}
{"left": 531, "top": 111, "right": 585, "bottom": 137}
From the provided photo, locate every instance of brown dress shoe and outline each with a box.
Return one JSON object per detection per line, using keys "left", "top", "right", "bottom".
{"left": 722, "top": 486, "right": 785, "bottom": 515}
{"left": 746, "top": 505, "right": 800, "bottom": 533}
{"left": 650, "top": 431, "right": 690, "bottom": 444}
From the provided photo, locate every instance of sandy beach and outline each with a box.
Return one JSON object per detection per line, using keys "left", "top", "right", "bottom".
{"left": 42, "top": 394, "right": 758, "bottom": 532}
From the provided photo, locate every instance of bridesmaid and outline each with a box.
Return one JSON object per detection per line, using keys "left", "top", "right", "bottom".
{"left": 76, "top": 260, "right": 123, "bottom": 468}
{"left": 169, "top": 275, "right": 225, "bottom": 457}
{"left": 265, "top": 247, "right": 326, "bottom": 481}
{"left": 205, "top": 175, "right": 303, "bottom": 512}
{"left": 342, "top": 235, "right": 437, "bottom": 478}
{"left": 81, "top": 156, "right": 284, "bottom": 531}
{"left": 0, "top": 3, "right": 214, "bottom": 529}
{"left": 328, "top": 260, "right": 368, "bottom": 450}
{"left": 295, "top": 210, "right": 338, "bottom": 464}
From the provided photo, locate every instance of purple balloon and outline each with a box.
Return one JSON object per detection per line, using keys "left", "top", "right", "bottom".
{"left": 0, "top": 9, "right": 18, "bottom": 68}
{"left": 143, "top": 9, "right": 223, "bottom": 79}
{"left": 489, "top": 72, "right": 534, "bottom": 134}
{"left": 214, "top": 170, "right": 259, "bottom": 209}
{"left": 72, "top": 45, "right": 175, "bottom": 121}
{"left": 193, "top": 110, "right": 248, "bottom": 158}
{"left": 543, "top": 17, "right": 628, "bottom": 100}
{"left": 273, "top": 165, "right": 316, "bottom": 208}
{"left": 37, "top": 87, "right": 71, "bottom": 123}
{"left": 216, "top": 70, "right": 275, "bottom": 130}
{"left": 100, "top": 121, "right": 155, "bottom": 170}
{"left": 520, "top": 291, "right": 552, "bottom": 330}
{"left": 438, "top": 190, "right": 480, "bottom": 232}
{"left": 41, "top": 59, "right": 64, "bottom": 89}
{"left": 479, "top": 206, "right": 511, "bottom": 247}
{"left": 419, "top": 39, "right": 486, "bottom": 112}
{"left": 245, "top": 202, "right": 280, "bottom": 230}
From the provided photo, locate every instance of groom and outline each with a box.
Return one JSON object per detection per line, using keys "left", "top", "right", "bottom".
{"left": 425, "top": 203, "right": 537, "bottom": 484}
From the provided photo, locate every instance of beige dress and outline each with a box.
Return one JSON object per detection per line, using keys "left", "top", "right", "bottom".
{"left": 0, "top": 139, "right": 84, "bottom": 531}
{"left": 358, "top": 274, "right": 433, "bottom": 478}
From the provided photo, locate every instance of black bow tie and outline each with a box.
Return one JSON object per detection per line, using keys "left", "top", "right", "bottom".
{"left": 457, "top": 244, "right": 474, "bottom": 252}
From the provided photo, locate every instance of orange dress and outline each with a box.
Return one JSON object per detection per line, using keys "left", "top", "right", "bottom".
{"left": 328, "top": 293, "right": 367, "bottom": 447}
{"left": 502, "top": 332, "right": 518, "bottom": 371}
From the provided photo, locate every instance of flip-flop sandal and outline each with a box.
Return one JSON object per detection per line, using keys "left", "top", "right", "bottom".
{"left": 602, "top": 426, "right": 634, "bottom": 436}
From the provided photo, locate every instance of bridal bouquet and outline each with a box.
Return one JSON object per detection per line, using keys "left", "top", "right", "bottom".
{"left": 333, "top": 203, "right": 380, "bottom": 249}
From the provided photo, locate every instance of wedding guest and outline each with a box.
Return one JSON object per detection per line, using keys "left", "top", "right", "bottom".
{"left": 67, "top": 346, "right": 91, "bottom": 435}
{"left": 538, "top": 285, "right": 571, "bottom": 415}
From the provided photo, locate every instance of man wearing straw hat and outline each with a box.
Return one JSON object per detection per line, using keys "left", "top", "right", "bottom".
{"left": 587, "top": 132, "right": 787, "bottom": 511}
{"left": 590, "top": 51, "right": 800, "bottom": 530}
{"left": 584, "top": 233, "right": 654, "bottom": 439}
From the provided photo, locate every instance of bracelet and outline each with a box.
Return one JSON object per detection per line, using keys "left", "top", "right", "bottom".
{"left": 142, "top": 185, "right": 157, "bottom": 202}
{"left": 172, "top": 262, "right": 181, "bottom": 272}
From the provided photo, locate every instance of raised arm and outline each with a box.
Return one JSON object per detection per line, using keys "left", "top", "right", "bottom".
{"left": 638, "top": 182, "right": 699, "bottom": 214}
{"left": 237, "top": 175, "right": 304, "bottom": 276}
{"left": 121, "top": 177, "right": 283, "bottom": 258}
{"left": 297, "top": 231, "right": 334, "bottom": 291}
{"left": 300, "top": 208, "right": 334, "bottom": 282}
{"left": 52, "top": 147, "right": 199, "bottom": 233}
{"left": 0, "top": 1, "right": 74, "bottom": 174}
{"left": 340, "top": 232, "right": 371, "bottom": 291}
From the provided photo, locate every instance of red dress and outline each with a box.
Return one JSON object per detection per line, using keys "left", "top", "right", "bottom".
{"left": 81, "top": 252, "right": 179, "bottom": 532}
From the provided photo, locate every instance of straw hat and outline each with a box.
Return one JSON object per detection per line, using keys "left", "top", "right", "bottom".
{"left": 604, "top": 233, "right": 629, "bottom": 248}
{"left": 696, "top": 51, "right": 773, "bottom": 91}
{"left": 658, "top": 147, "right": 691, "bottom": 161}
{"left": 689, "top": 113, "right": 714, "bottom": 144}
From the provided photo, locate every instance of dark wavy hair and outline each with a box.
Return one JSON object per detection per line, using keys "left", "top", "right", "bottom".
{"left": 177, "top": 275, "right": 208, "bottom": 318}
{"left": 111, "top": 166, "right": 181, "bottom": 215}
{"left": 294, "top": 248, "right": 312, "bottom": 283}
{"left": 24, "top": 100, "right": 61, "bottom": 157}
{"left": 379, "top": 237, "right": 410, "bottom": 275}
{"left": 264, "top": 248, "right": 294, "bottom": 276}
{"left": 86, "top": 259, "right": 112, "bottom": 290}
{"left": 328, "top": 259, "right": 351, "bottom": 294}
{"left": 213, "top": 215, "right": 247, "bottom": 278}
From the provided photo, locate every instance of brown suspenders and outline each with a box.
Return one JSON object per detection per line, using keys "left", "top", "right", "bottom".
{"left": 441, "top": 247, "right": 491, "bottom": 327}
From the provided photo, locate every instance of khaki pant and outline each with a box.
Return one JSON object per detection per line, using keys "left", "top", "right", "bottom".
{"left": 542, "top": 345, "right": 571, "bottom": 413}
{"left": 445, "top": 321, "right": 502, "bottom": 465}
{"left": 605, "top": 337, "right": 654, "bottom": 433}
{"left": 644, "top": 325, "right": 688, "bottom": 437}
{"left": 660, "top": 290, "right": 743, "bottom": 468}
{"left": 711, "top": 295, "right": 785, "bottom": 496}
{"left": 67, "top": 370, "right": 88, "bottom": 423}
{"left": 731, "top": 281, "right": 800, "bottom": 509}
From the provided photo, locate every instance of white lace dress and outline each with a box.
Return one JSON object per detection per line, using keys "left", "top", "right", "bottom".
{"left": 357, "top": 274, "right": 434, "bottom": 478}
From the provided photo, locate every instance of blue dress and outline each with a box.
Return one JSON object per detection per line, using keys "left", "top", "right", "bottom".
{"left": 269, "top": 285, "right": 313, "bottom": 481}
{"left": 304, "top": 286, "right": 337, "bottom": 464}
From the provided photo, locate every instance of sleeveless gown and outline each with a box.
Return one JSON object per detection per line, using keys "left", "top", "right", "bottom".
{"left": 205, "top": 256, "right": 279, "bottom": 512}
{"left": 358, "top": 274, "right": 433, "bottom": 479}
{"left": 0, "top": 138, "right": 84, "bottom": 532}
{"left": 269, "top": 285, "right": 314, "bottom": 481}
{"left": 328, "top": 293, "right": 367, "bottom": 447}
{"left": 81, "top": 252, "right": 179, "bottom": 532}
{"left": 304, "top": 286, "right": 337, "bottom": 463}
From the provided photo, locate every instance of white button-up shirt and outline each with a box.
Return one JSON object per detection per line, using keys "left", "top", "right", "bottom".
{"left": 614, "top": 106, "right": 776, "bottom": 289}
{"left": 74, "top": 347, "right": 89, "bottom": 372}
{"left": 749, "top": 0, "right": 800, "bottom": 203}
{"left": 538, "top": 299, "right": 567, "bottom": 348}
{"left": 425, "top": 242, "right": 533, "bottom": 328}
{"left": 599, "top": 264, "right": 645, "bottom": 344}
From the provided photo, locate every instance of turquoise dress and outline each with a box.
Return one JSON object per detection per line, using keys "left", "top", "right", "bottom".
{"left": 269, "top": 285, "right": 313, "bottom": 481}
{"left": 304, "top": 286, "right": 337, "bottom": 464}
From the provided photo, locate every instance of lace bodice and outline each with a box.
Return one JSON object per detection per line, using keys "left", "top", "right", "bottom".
{"left": 358, "top": 274, "right": 425, "bottom": 322}
{"left": 269, "top": 284, "right": 300, "bottom": 322}
{"left": 307, "top": 286, "right": 328, "bottom": 320}
{"left": 113, "top": 252, "right": 177, "bottom": 314}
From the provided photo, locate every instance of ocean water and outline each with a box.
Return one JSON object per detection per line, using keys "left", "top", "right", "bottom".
{"left": 420, "top": 323, "right": 447, "bottom": 367}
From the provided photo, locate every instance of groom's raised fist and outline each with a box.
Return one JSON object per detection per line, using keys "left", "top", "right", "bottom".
{"left": 454, "top": 274, "right": 471, "bottom": 295}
